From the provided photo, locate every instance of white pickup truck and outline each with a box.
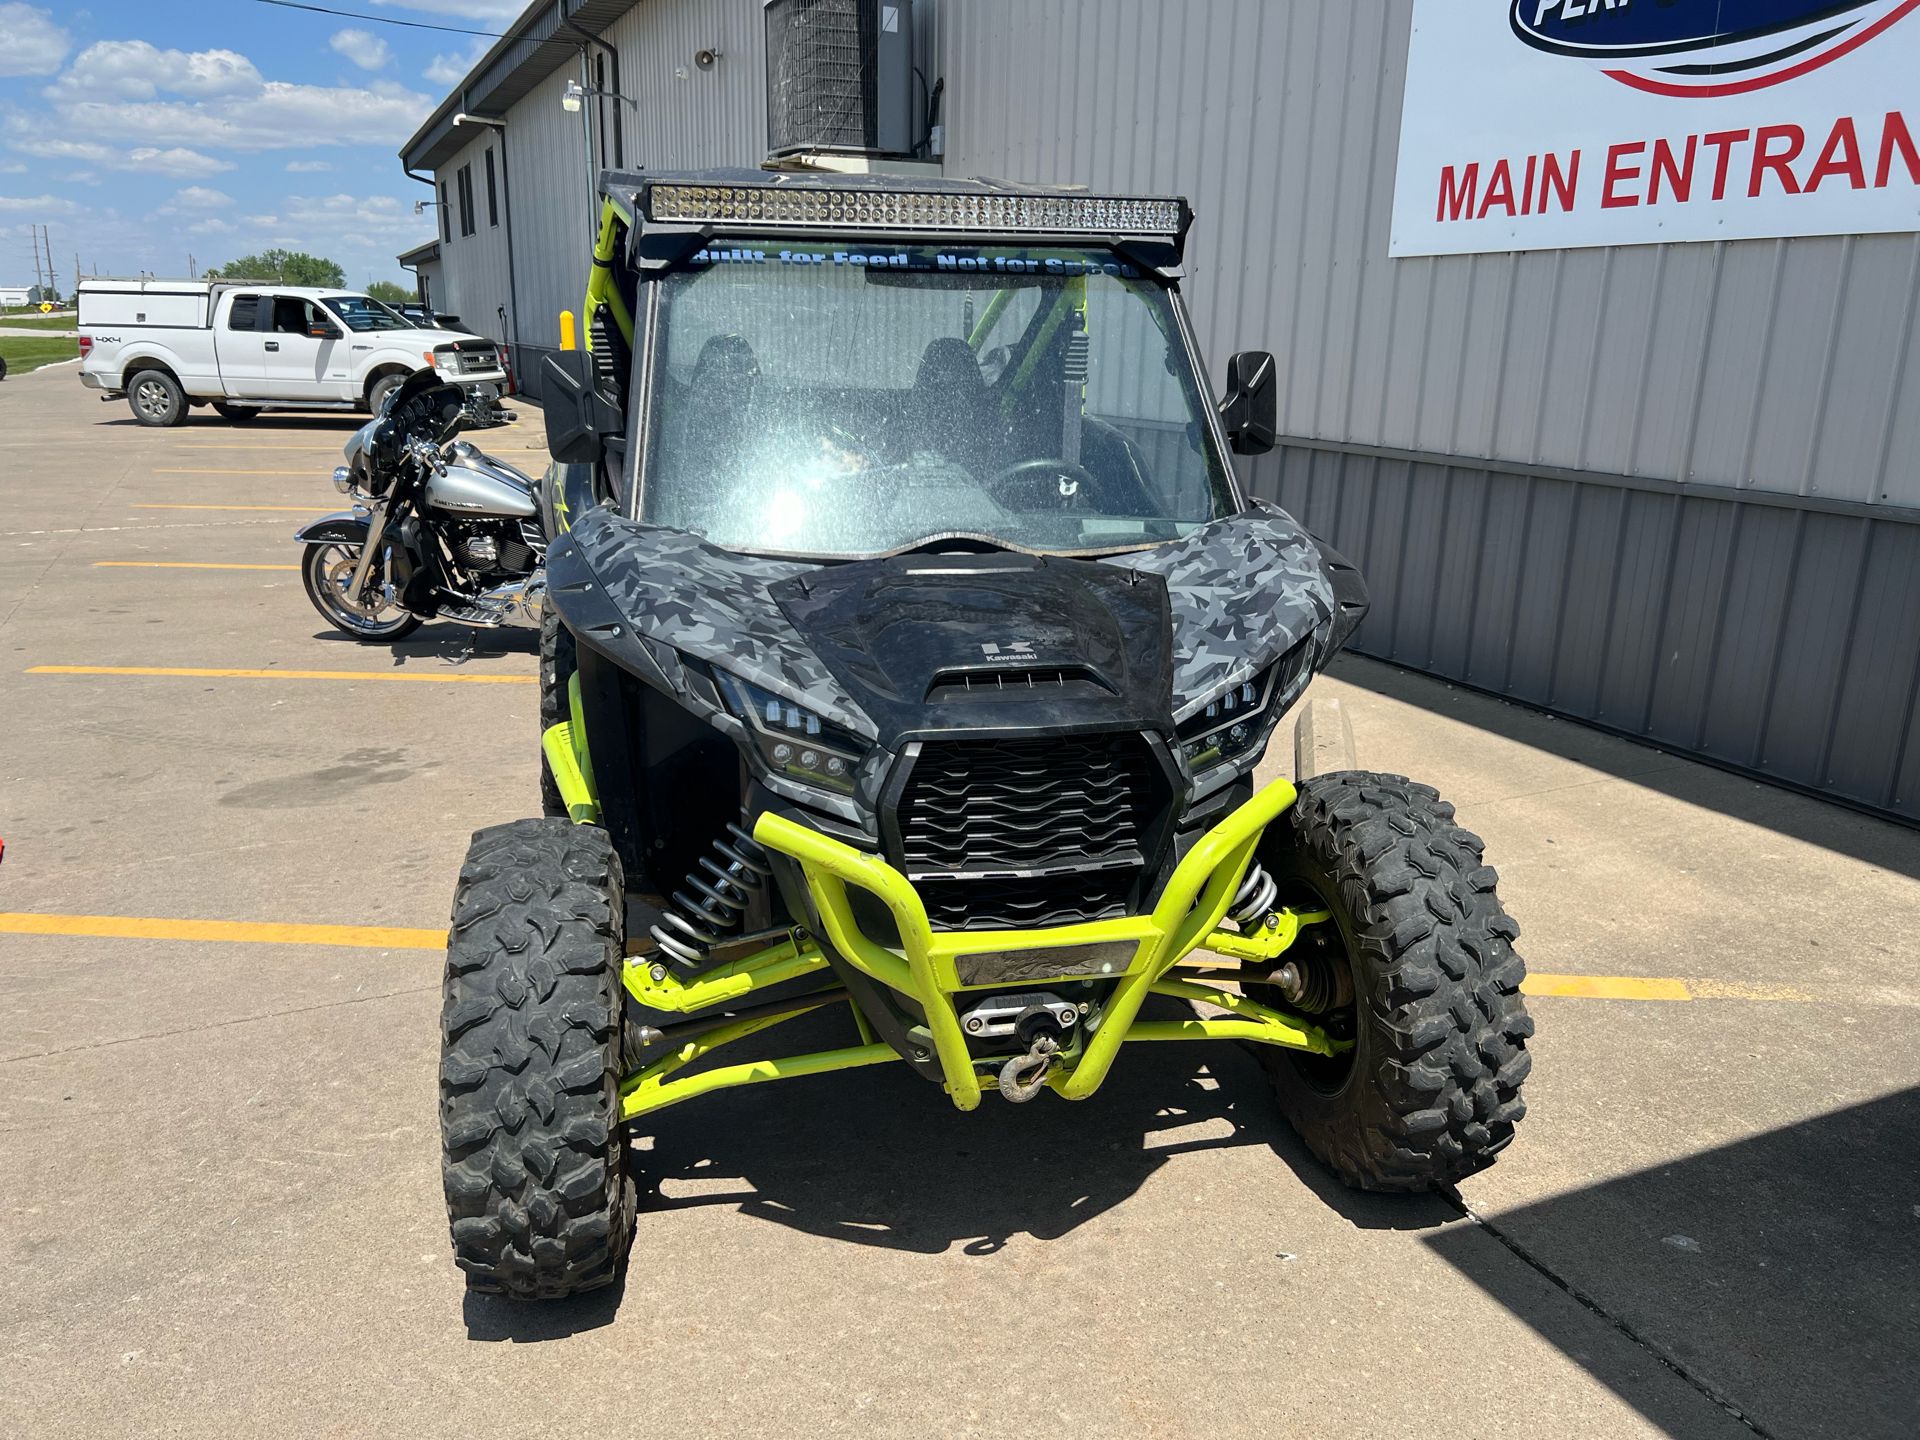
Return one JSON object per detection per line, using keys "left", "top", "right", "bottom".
{"left": 76, "top": 279, "right": 508, "bottom": 426}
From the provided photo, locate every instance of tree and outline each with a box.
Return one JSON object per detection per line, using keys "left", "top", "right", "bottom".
{"left": 206, "top": 249, "right": 346, "bottom": 287}
{"left": 365, "top": 279, "right": 412, "bottom": 304}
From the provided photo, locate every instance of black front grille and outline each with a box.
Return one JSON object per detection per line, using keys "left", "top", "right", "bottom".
{"left": 894, "top": 734, "right": 1157, "bottom": 930}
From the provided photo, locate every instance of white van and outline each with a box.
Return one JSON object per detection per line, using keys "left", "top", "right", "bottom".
{"left": 76, "top": 279, "right": 508, "bottom": 426}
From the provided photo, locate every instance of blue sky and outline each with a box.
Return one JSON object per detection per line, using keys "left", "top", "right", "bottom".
{"left": 0, "top": 0, "right": 523, "bottom": 290}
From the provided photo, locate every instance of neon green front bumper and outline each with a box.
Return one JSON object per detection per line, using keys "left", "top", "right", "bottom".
{"left": 614, "top": 776, "right": 1342, "bottom": 1120}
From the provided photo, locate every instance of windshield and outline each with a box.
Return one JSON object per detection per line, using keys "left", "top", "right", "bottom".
{"left": 639, "top": 243, "right": 1237, "bottom": 558}
{"left": 324, "top": 294, "right": 414, "bottom": 332}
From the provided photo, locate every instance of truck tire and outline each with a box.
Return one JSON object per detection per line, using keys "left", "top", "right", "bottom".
{"left": 440, "top": 818, "right": 635, "bottom": 1299}
{"left": 128, "top": 369, "right": 185, "bottom": 427}
{"left": 1252, "top": 772, "right": 1533, "bottom": 1192}
{"left": 368, "top": 372, "right": 405, "bottom": 415}
{"left": 213, "top": 402, "right": 259, "bottom": 422}
{"left": 538, "top": 606, "right": 578, "bottom": 817}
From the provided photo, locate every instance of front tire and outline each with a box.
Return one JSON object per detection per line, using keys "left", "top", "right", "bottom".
{"left": 368, "top": 372, "right": 405, "bottom": 415}
{"left": 440, "top": 819, "right": 635, "bottom": 1299}
{"left": 128, "top": 370, "right": 185, "bottom": 427}
{"left": 1254, "top": 772, "right": 1533, "bottom": 1192}
{"left": 299, "top": 541, "right": 422, "bottom": 641}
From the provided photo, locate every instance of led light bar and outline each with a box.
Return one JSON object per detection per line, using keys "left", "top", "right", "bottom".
{"left": 645, "top": 183, "right": 1184, "bottom": 237}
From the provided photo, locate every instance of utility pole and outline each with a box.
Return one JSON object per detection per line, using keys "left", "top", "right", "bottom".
{"left": 40, "top": 226, "right": 56, "bottom": 301}
{"left": 188, "top": 253, "right": 197, "bottom": 279}
{"left": 30, "top": 225, "right": 45, "bottom": 294}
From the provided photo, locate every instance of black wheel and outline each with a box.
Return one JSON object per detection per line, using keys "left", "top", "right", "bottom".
{"left": 1251, "top": 772, "right": 1534, "bottom": 1191}
{"left": 539, "top": 605, "right": 579, "bottom": 817}
{"left": 213, "top": 402, "right": 260, "bottom": 422}
{"left": 368, "top": 372, "right": 405, "bottom": 415}
{"left": 300, "top": 542, "right": 422, "bottom": 641}
{"left": 0, "top": 354, "right": 9, "bottom": 381}
{"left": 128, "top": 369, "right": 185, "bottom": 427}
{"left": 440, "top": 818, "right": 635, "bottom": 1299}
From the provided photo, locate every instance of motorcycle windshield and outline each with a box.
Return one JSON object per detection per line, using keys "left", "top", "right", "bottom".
{"left": 635, "top": 243, "right": 1238, "bottom": 560}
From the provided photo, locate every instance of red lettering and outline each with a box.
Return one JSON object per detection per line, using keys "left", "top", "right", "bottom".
{"left": 1876, "top": 110, "right": 1920, "bottom": 187}
{"left": 1438, "top": 162, "right": 1479, "bottom": 222}
{"left": 1541, "top": 149, "right": 1580, "bottom": 212}
{"left": 1749, "top": 124, "right": 1805, "bottom": 197}
{"left": 1649, "top": 135, "right": 1695, "bottom": 204}
{"left": 1602, "top": 142, "right": 1645, "bottom": 208}
{"left": 1521, "top": 153, "right": 1538, "bottom": 215}
{"left": 1478, "top": 158, "right": 1517, "bottom": 219}
{"left": 1807, "top": 117, "right": 1866, "bottom": 191}
{"left": 1702, "top": 129, "right": 1748, "bottom": 200}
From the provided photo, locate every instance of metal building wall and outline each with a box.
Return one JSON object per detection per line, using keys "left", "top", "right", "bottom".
{"left": 435, "top": 128, "right": 513, "bottom": 348}
{"left": 942, "top": 0, "right": 1920, "bottom": 821}
{"left": 601, "top": 0, "right": 769, "bottom": 172}
{"left": 499, "top": 62, "right": 596, "bottom": 382}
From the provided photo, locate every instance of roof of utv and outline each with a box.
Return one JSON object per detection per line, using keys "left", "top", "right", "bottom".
{"left": 603, "top": 167, "right": 1194, "bottom": 274}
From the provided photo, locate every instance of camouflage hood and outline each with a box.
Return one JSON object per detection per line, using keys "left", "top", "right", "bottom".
{"left": 545, "top": 504, "right": 1357, "bottom": 744}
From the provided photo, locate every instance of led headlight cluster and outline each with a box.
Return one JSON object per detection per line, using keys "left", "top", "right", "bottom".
{"left": 1177, "top": 666, "right": 1281, "bottom": 773}
{"left": 645, "top": 183, "right": 1184, "bottom": 238}
{"left": 718, "top": 673, "right": 867, "bottom": 795}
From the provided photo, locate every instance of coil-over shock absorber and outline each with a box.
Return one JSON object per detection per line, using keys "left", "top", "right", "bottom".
{"left": 1228, "top": 861, "right": 1353, "bottom": 1014}
{"left": 649, "top": 823, "right": 772, "bottom": 968}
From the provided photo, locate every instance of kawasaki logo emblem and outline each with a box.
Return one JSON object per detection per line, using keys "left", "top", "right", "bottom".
{"left": 1510, "top": 0, "right": 1920, "bottom": 96}
{"left": 980, "top": 641, "right": 1036, "bottom": 659}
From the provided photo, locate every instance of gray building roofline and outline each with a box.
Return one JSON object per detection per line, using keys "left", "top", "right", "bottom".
{"left": 399, "top": 0, "right": 637, "bottom": 173}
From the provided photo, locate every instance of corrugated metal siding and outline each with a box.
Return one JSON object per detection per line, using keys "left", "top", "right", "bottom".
{"left": 944, "top": 0, "right": 1920, "bottom": 820}
{"left": 434, "top": 129, "right": 513, "bottom": 345}
{"left": 601, "top": 0, "right": 768, "bottom": 171}
{"left": 501, "top": 60, "right": 596, "bottom": 383}
{"left": 1264, "top": 447, "right": 1920, "bottom": 820}
{"left": 943, "top": 0, "right": 1920, "bottom": 511}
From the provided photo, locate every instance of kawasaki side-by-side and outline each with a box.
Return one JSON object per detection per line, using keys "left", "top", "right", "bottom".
{"left": 439, "top": 170, "right": 1533, "bottom": 1299}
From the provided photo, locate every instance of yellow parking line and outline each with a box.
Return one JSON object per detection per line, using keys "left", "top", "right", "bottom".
{"left": 153, "top": 469, "right": 318, "bottom": 476}
{"left": 27, "top": 664, "right": 532, "bottom": 684}
{"left": 0, "top": 911, "right": 1829, "bottom": 1007}
{"left": 0, "top": 912, "right": 444, "bottom": 950}
{"left": 1523, "top": 973, "right": 1692, "bottom": 1001}
{"left": 133, "top": 503, "right": 332, "bottom": 513}
{"left": 93, "top": 561, "right": 298, "bottom": 571}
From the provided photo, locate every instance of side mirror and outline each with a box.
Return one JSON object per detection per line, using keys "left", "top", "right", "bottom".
{"left": 541, "top": 348, "right": 624, "bottom": 465}
{"left": 308, "top": 323, "right": 340, "bottom": 340}
{"left": 1218, "top": 350, "right": 1277, "bottom": 456}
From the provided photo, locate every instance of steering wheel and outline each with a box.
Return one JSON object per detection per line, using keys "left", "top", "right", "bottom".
{"left": 985, "top": 456, "right": 1099, "bottom": 509}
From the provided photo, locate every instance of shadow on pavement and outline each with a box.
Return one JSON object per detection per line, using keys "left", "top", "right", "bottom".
{"left": 629, "top": 1002, "right": 1456, "bottom": 1255}
{"left": 308, "top": 628, "right": 538, "bottom": 663}
{"left": 1429, "top": 1086, "right": 1920, "bottom": 1439}
{"left": 96, "top": 413, "right": 369, "bottom": 432}
{"left": 463, "top": 1270, "right": 627, "bottom": 1343}
{"left": 1329, "top": 654, "right": 1920, "bottom": 881}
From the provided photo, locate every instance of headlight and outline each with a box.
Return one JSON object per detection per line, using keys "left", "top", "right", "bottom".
{"left": 718, "top": 673, "right": 867, "bottom": 795}
{"left": 332, "top": 465, "right": 354, "bottom": 495}
{"left": 1176, "top": 660, "right": 1288, "bottom": 773}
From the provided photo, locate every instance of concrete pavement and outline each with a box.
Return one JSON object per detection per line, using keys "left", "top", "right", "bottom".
{"left": 1, "top": 363, "right": 1915, "bottom": 1438}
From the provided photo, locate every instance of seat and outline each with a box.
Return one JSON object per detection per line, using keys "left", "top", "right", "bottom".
{"left": 902, "top": 337, "right": 1011, "bottom": 475}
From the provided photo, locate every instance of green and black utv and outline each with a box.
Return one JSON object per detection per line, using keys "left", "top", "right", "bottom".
{"left": 438, "top": 170, "right": 1533, "bottom": 1299}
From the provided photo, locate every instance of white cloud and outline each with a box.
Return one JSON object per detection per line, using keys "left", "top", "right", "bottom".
{"left": 0, "top": 161, "right": 25, "bottom": 174}
{"left": 46, "top": 82, "right": 433, "bottom": 152}
{"left": 0, "top": 194, "right": 82, "bottom": 216}
{"left": 128, "top": 147, "right": 237, "bottom": 179}
{"left": 187, "top": 217, "right": 236, "bottom": 236}
{"left": 0, "top": 4, "right": 70, "bottom": 78}
{"left": 330, "top": 28, "right": 392, "bottom": 71}
{"left": 371, "top": 0, "right": 520, "bottom": 17}
{"left": 5, "top": 132, "right": 233, "bottom": 178}
{"left": 48, "top": 41, "right": 263, "bottom": 102}
{"left": 171, "top": 186, "right": 232, "bottom": 209}
{"left": 424, "top": 36, "right": 489, "bottom": 89}
{"left": 285, "top": 159, "right": 335, "bottom": 173}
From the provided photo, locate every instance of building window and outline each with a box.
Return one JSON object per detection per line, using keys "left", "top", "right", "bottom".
{"left": 485, "top": 148, "right": 499, "bottom": 228}
{"left": 438, "top": 181, "right": 450, "bottom": 243}
{"left": 456, "top": 164, "right": 476, "bottom": 238}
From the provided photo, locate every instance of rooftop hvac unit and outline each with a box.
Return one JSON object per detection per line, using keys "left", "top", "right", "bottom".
{"left": 765, "top": 0, "right": 915, "bottom": 160}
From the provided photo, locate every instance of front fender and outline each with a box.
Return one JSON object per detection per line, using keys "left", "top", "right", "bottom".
{"left": 293, "top": 511, "right": 371, "bottom": 546}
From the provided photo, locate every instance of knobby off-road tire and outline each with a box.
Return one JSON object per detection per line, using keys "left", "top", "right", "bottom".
{"left": 538, "top": 606, "right": 578, "bottom": 817}
{"left": 440, "top": 818, "right": 635, "bottom": 1299}
{"left": 1256, "top": 772, "right": 1534, "bottom": 1191}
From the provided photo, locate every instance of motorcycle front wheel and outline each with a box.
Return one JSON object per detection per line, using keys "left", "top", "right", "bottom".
{"left": 301, "top": 542, "right": 423, "bottom": 642}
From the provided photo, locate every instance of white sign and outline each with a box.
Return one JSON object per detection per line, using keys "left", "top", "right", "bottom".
{"left": 1390, "top": 0, "right": 1920, "bottom": 256}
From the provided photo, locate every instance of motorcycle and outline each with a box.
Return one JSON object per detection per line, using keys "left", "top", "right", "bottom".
{"left": 296, "top": 369, "right": 545, "bottom": 642}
